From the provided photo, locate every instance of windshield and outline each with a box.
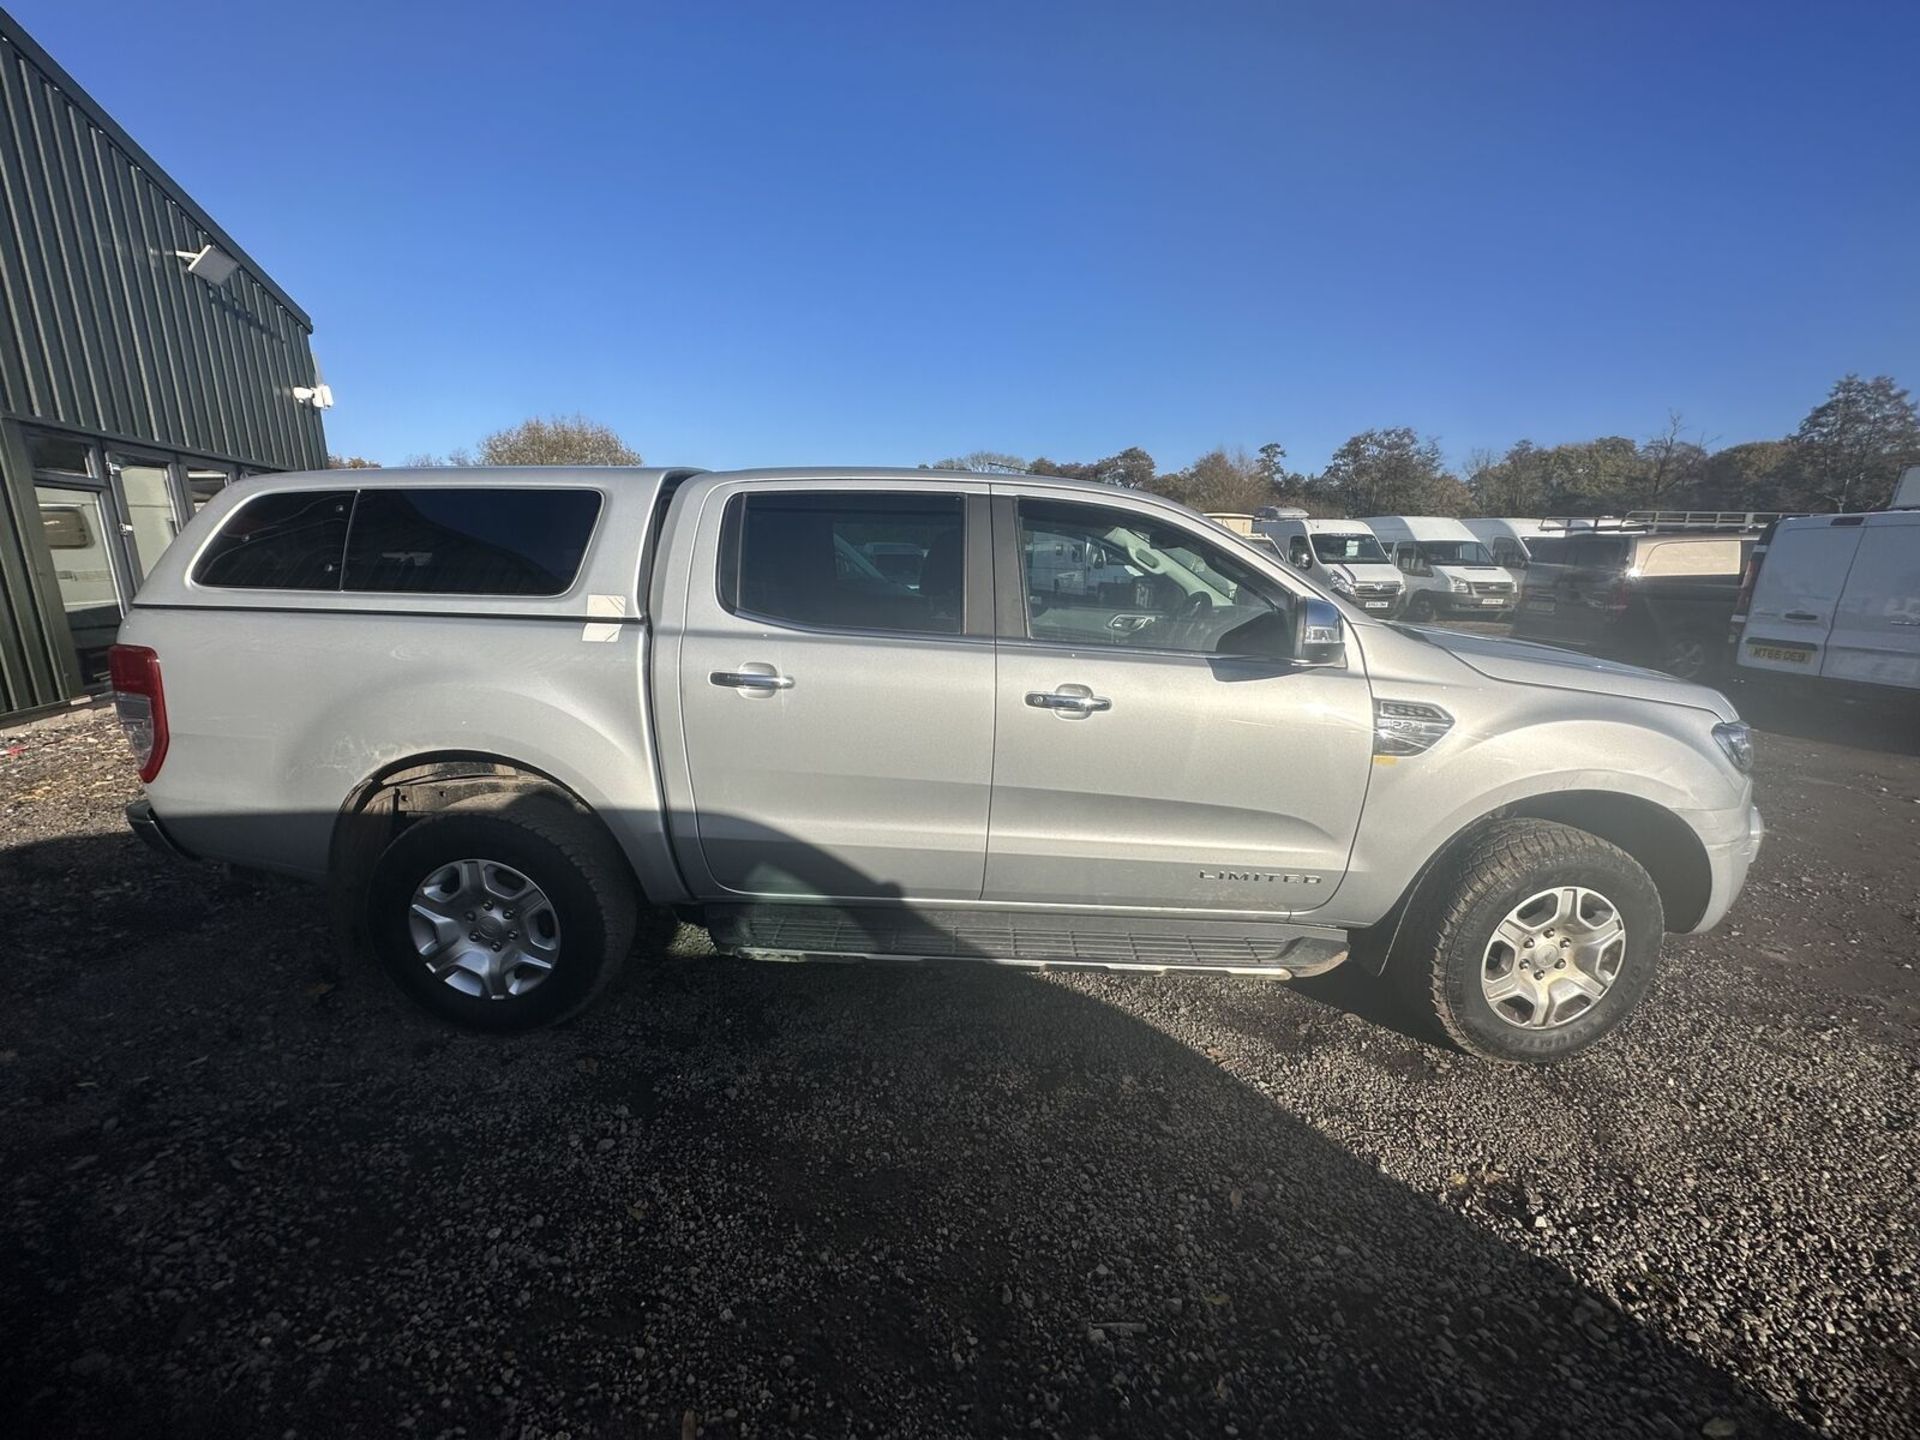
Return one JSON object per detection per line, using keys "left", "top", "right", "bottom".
{"left": 1311, "top": 532, "right": 1388, "bottom": 564}
{"left": 1419, "top": 540, "right": 1496, "bottom": 567}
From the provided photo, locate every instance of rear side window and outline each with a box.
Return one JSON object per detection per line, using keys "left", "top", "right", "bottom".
{"left": 343, "top": 488, "right": 601, "bottom": 596}
{"left": 1636, "top": 537, "right": 1744, "bottom": 577}
{"left": 193, "top": 490, "right": 353, "bottom": 589}
{"left": 1527, "top": 537, "right": 1569, "bottom": 563}
{"left": 721, "top": 491, "right": 966, "bottom": 634}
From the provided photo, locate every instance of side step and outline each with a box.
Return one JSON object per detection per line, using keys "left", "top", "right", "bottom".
{"left": 705, "top": 904, "right": 1350, "bottom": 979}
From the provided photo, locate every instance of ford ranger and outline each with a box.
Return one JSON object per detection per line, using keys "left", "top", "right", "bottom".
{"left": 110, "top": 467, "right": 1764, "bottom": 1062}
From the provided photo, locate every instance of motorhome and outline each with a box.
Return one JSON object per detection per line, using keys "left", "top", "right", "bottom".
{"left": 1255, "top": 515, "right": 1405, "bottom": 616}
{"left": 1363, "top": 516, "right": 1518, "bottom": 621}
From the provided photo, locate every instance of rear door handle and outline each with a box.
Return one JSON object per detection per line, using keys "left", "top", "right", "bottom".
{"left": 1026, "top": 690, "right": 1112, "bottom": 715}
{"left": 711, "top": 670, "right": 794, "bottom": 691}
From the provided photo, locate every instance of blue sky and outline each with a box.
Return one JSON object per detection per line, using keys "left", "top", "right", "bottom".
{"left": 14, "top": 0, "right": 1918, "bottom": 472}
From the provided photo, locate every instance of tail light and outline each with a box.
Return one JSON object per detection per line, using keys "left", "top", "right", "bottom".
{"left": 1730, "top": 548, "right": 1763, "bottom": 632}
{"left": 1606, "top": 578, "right": 1631, "bottom": 614}
{"left": 108, "top": 644, "right": 169, "bottom": 782}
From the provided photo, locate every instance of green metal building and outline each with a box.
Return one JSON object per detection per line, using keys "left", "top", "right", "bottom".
{"left": 0, "top": 8, "right": 326, "bottom": 725}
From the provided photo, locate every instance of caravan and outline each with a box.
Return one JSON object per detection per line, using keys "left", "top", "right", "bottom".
{"left": 1363, "top": 516, "right": 1519, "bottom": 621}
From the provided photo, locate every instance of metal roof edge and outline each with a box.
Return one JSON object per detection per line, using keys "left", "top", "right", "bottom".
{"left": 0, "top": 5, "right": 315, "bottom": 331}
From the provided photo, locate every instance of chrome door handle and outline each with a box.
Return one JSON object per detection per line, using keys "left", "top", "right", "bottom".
{"left": 711, "top": 670, "right": 793, "bottom": 691}
{"left": 1026, "top": 690, "right": 1112, "bottom": 714}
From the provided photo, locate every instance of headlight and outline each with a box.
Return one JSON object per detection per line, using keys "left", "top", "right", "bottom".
{"left": 1327, "top": 570, "right": 1355, "bottom": 595}
{"left": 1449, "top": 577, "right": 1470, "bottom": 593}
{"left": 1712, "top": 721, "right": 1754, "bottom": 773}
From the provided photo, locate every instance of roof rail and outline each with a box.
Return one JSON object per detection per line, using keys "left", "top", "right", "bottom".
{"left": 1623, "top": 510, "right": 1784, "bottom": 531}
{"left": 1538, "top": 510, "right": 1784, "bottom": 534}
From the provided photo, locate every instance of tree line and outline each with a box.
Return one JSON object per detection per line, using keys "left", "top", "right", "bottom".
{"left": 331, "top": 375, "right": 1919, "bottom": 521}
{"left": 926, "top": 373, "right": 1920, "bottom": 518}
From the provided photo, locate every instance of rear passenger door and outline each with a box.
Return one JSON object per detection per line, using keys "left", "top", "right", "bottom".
{"left": 1819, "top": 515, "right": 1920, "bottom": 688}
{"left": 1739, "top": 519, "right": 1863, "bottom": 675}
{"left": 673, "top": 483, "right": 996, "bottom": 901}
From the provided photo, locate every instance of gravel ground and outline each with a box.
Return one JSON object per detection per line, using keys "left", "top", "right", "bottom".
{"left": 2, "top": 694, "right": 1917, "bottom": 1439}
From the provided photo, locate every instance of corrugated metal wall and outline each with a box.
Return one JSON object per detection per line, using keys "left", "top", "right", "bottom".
{"left": 0, "top": 10, "right": 326, "bottom": 722}
{"left": 0, "top": 22, "right": 325, "bottom": 468}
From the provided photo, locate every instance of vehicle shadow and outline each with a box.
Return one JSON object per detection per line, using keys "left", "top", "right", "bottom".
{"left": 1726, "top": 679, "right": 1920, "bottom": 758}
{"left": 0, "top": 819, "right": 1815, "bottom": 1438}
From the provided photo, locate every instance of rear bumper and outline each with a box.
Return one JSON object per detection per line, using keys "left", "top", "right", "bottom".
{"left": 1685, "top": 803, "right": 1764, "bottom": 935}
{"left": 126, "top": 798, "right": 195, "bottom": 862}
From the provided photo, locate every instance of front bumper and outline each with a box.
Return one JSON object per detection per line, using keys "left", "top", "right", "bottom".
{"left": 1686, "top": 802, "right": 1764, "bottom": 935}
{"left": 126, "top": 798, "right": 195, "bottom": 862}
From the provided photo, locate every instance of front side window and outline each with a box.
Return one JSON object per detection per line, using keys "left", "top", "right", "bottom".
{"left": 724, "top": 491, "right": 966, "bottom": 635}
{"left": 193, "top": 490, "right": 353, "bottom": 590}
{"left": 343, "top": 488, "right": 602, "bottom": 595}
{"left": 1017, "top": 499, "right": 1293, "bottom": 656}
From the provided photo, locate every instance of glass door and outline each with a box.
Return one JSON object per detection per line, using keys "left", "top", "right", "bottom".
{"left": 34, "top": 482, "right": 125, "bottom": 687}
{"left": 107, "top": 452, "right": 185, "bottom": 587}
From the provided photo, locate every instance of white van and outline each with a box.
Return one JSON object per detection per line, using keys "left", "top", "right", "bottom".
{"left": 1462, "top": 518, "right": 1554, "bottom": 578}
{"left": 1364, "top": 516, "right": 1519, "bottom": 622}
{"left": 1734, "top": 506, "right": 1920, "bottom": 695}
{"left": 1255, "top": 515, "right": 1405, "bottom": 615}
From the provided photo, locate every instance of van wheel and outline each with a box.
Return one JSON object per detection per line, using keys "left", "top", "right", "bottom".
{"left": 364, "top": 794, "right": 640, "bottom": 1031}
{"left": 1401, "top": 819, "right": 1664, "bottom": 1063}
{"left": 1659, "top": 628, "right": 1717, "bottom": 681}
{"left": 1407, "top": 592, "right": 1436, "bottom": 622}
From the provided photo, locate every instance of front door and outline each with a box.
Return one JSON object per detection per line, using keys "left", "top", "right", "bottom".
{"left": 674, "top": 483, "right": 995, "bottom": 901}
{"left": 985, "top": 493, "right": 1374, "bottom": 915}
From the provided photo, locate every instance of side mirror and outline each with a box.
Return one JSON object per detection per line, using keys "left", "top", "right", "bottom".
{"left": 1295, "top": 598, "right": 1346, "bottom": 667}
{"left": 1293, "top": 551, "right": 1313, "bottom": 571}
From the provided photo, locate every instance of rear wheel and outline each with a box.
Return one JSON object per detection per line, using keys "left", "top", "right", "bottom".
{"left": 364, "top": 794, "right": 640, "bottom": 1031}
{"left": 1400, "top": 819, "right": 1664, "bottom": 1063}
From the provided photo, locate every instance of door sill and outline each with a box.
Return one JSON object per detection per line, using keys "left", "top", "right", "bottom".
{"left": 707, "top": 903, "right": 1350, "bottom": 979}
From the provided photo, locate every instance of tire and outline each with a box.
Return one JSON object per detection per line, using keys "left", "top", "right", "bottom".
{"left": 364, "top": 792, "right": 640, "bottom": 1032}
{"left": 1399, "top": 819, "right": 1664, "bottom": 1063}
{"left": 1658, "top": 627, "right": 1718, "bottom": 682}
{"left": 1407, "top": 592, "right": 1436, "bottom": 623}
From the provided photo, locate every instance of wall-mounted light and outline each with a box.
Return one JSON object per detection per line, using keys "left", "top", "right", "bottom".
{"left": 174, "top": 243, "right": 240, "bottom": 286}
{"left": 293, "top": 384, "right": 334, "bottom": 409}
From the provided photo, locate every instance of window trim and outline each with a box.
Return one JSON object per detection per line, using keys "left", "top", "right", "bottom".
{"left": 714, "top": 489, "right": 991, "bottom": 641}
{"left": 190, "top": 485, "right": 606, "bottom": 598}
{"left": 995, "top": 493, "right": 1301, "bottom": 660}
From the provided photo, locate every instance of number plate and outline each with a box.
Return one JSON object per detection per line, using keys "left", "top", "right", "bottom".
{"left": 1364, "top": 600, "right": 1391, "bottom": 610}
{"left": 1481, "top": 597, "right": 1506, "bottom": 606}
{"left": 1748, "top": 642, "right": 1812, "bottom": 663}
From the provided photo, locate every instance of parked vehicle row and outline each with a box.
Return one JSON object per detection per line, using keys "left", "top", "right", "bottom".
{"left": 113, "top": 466, "right": 1762, "bottom": 1063}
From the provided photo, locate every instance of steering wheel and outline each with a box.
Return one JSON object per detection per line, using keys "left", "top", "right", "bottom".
{"left": 1179, "top": 590, "right": 1214, "bottom": 621}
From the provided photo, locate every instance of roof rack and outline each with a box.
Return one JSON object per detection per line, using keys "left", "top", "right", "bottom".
{"left": 1537, "top": 511, "right": 1783, "bottom": 534}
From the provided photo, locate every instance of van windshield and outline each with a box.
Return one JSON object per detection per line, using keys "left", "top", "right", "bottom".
{"left": 1311, "top": 533, "right": 1388, "bottom": 563}
{"left": 1419, "top": 540, "right": 1496, "bottom": 567}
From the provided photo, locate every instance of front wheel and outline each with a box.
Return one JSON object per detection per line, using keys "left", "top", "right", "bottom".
{"left": 1406, "top": 592, "right": 1437, "bottom": 623}
{"left": 1401, "top": 819, "right": 1664, "bottom": 1063}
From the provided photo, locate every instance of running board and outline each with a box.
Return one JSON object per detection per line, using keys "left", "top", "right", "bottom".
{"left": 705, "top": 904, "right": 1350, "bottom": 979}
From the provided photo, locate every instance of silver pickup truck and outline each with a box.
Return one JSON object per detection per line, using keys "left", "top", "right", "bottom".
{"left": 111, "top": 467, "right": 1763, "bottom": 1062}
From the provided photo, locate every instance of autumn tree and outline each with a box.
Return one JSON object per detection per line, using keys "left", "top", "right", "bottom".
{"left": 326, "top": 455, "right": 380, "bottom": 469}
{"left": 1791, "top": 374, "right": 1920, "bottom": 510}
{"left": 1318, "top": 428, "right": 1466, "bottom": 516}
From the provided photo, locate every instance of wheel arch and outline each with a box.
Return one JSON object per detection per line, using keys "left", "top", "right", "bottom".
{"left": 327, "top": 751, "right": 650, "bottom": 916}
